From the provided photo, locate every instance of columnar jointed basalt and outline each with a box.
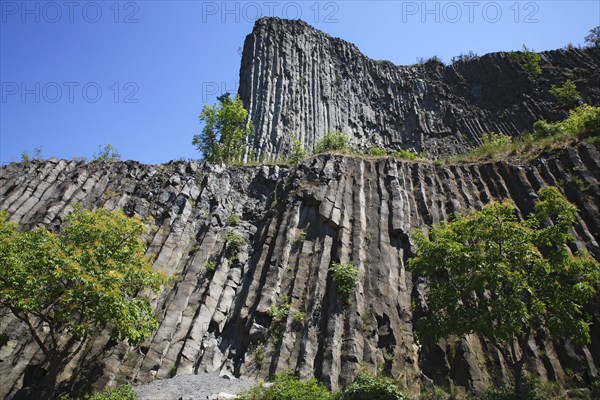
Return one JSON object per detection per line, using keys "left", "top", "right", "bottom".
{"left": 1, "top": 143, "right": 600, "bottom": 397}
{"left": 239, "top": 18, "right": 600, "bottom": 160}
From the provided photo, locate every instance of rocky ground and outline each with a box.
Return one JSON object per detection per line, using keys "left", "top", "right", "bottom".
{"left": 133, "top": 372, "right": 256, "bottom": 400}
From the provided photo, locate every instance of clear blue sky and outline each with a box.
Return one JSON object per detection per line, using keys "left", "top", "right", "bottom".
{"left": 1, "top": 1, "right": 598, "bottom": 165}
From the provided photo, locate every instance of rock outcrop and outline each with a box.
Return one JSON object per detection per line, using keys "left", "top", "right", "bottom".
{"left": 239, "top": 18, "right": 600, "bottom": 160}
{"left": 1, "top": 142, "right": 599, "bottom": 398}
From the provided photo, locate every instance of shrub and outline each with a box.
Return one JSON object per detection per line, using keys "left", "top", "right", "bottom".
{"left": 330, "top": 262, "right": 359, "bottom": 305}
{"left": 391, "top": 149, "right": 419, "bottom": 161}
{"left": 314, "top": 131, "right": 350, "bottom": 154}
{"left": 584, "top": 26, "right": 600, "bottom": 48}
{"left": 268, "top": 296, "right": 291, "bottom": 322}
{"left": 533, "top": 104, "right": 600, "bottom": 139}
{"left": 288, "top": 138, "right": 307, "bottom": 166}
{"left": 93, "top": 144, "right": 121, "bottom": 163}
{"left": 292, "top": 230, "right": 306, "bottom": 249}
{"left": 510, "top": 44, "right": 542, "bottom": 77}
{"left": 237, "top": 373, "right": 331, "bottom": 400}
{"left": 228, "top": 213, "right": 241, "bottom": 226}
{"left": 451, "top": 50, "right": 478, "bottom": 64}
{"left": 481, "top": 377, "right": 565, "bottom": 400}
{"left": 292, "top": 311, "right": 305, "bottom": 327}
{"left": 225, "top": 232, "right": 245, "bottom": 256}
{"left": 77, "top": 385, "right": 137, "bottom": 400}
{"left": 205, "top": 261, "right": 217, "bottom": 272}
{"left": 549, "top": 80, "right": 581, "bottom": 108}
{"left": 369, "top": 147, "right": 387, "bottom": 157}
{"left": 336, "top": 371, "right": 407, "bottom": 400}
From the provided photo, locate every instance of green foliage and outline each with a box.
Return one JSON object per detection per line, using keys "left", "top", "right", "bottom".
{"left": 21, "top": 150, "right": 30, "bottom": 163}
{"left": 252, "top": 344, "right": 266, "bottom": 369}
{"left": 482, "top": 377, "right": 565, "bottom": 400}
{"left": 549, "top": 80, "right": 581, "bottom": 109}
{"left": 451, "top": 105, "right": 600, "bottom": 163}
{"left": 336, "top": 371, "right": 408, "bottom": 400}
{"left": 591, "top": 377, "right": 600, "bottom": 398}
{"left": 81, "top": 384, "right": 137, "bottom": 400}
{"left": 288, "top": 138, "right": 307, "bottom": 166}
{"left": 313, "top": 131, "right": 351, "bottom": 154}
{"left": 268, "top": 296, "right": 291, "bottom": 322}
{"left": 237, "top": 373, "right": 331, "bottom": 400}
{"left": 369, "top": 147, "right": 387, "bottom": 157}
{"left": 330, "top": 262, "right": 359, "bottom": 305}
{"left": 205, "top": 261, "right": 217, "bottom": 272}
{"left": 510, "top": 44, "right": 542, "bottom": 77}
{"left": 292, "top": 230, "right": 306, "bottom": 249}
{"left": 391, "top": 149, "right": 419, "bottom": 161}
{"left": 192, "top": 93, "right": 253, "bottom": 163}
{"left": 93, "top": 144, "right": 121, "bottom": 163}
{"left": 533, "top": 104, "right": 600, "bottom": 139}
{"left": 408, "top": 187, "right": 600, "bottom": 395}
{"left": 584, "top": 26, "right": 600, "bottom": 47}
{"left": 0, "top": 208, "right": 165, "bottom": 397}
{"left": 292, "top": 311, "right": 305, "bottom": 327}
{"left": 228, "top": 213, "right": 241, "bottom": 226}
{"left": 225, "top": 232, "right": 245, "bottom": 256}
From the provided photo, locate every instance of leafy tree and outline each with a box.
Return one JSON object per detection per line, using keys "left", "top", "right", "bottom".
{"left": 0, "top": 207, "right": 165, "bottom": 399}
{"left": 237, "top": 372, "right": 331, "bottom": 400}
{"left": 192, "top": 93, "right": 253, "bottom": 163}
{"left": 288, "top": 137, "right": 307, "bottom": 166}
{"left": 510, "top": 44, "right": 542, "bottom": 77}
{"left": 313, "top": 130, "right": 350, "bottom": 154}
{"left": 408, "top": 187, "right": 599, "bottom": 396}
{"left": 549, "top": 79, "right": 581, "bottom": 109}
{"left": 584, "top": 26, "right": 600, "bottom": 47}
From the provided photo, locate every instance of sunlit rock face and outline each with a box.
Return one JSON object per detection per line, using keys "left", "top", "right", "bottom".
{"left": 239, "top": 17, "right": 600, "bottom": 160}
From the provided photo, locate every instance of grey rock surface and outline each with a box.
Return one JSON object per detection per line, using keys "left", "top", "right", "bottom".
{"left": 133, "top": 372, "right": 254, "bottom": 400}
{"left": 239, "top": 18, "right": 600, "bottom": 160}
{"left": 1, "top": 143, "right": 599, "bottom": 398}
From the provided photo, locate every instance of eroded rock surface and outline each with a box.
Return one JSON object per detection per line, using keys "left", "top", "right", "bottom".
{"left": 1, "top": 143, "right": 599, "bottom": 397}
{"left": 239, "top": 18, "right": 600, "bottom": 160}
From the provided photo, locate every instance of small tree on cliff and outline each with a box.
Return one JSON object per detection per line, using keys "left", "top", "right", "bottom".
{"left": 192, "top": 93, "right": 253, "bottom": 163}
{"left": 0, "top": 207, "right": 165, "bottom": 399}
{"left": 409, "top": 187, "right": 599, "bottom": 396}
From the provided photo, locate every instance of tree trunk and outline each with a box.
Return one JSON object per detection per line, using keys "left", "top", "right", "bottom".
{"left": 39, "top": 356, "right": 64, "bottom": 399}
{"left": 513, "top": 361, "right": 525, "bottom": 397}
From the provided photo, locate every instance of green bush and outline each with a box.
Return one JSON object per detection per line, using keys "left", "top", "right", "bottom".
{"left": 93, "top": 144, "right": 121, "bottom": 163}
{"left": 205, "top": 261, "right": 217, "bottom": 272}
{"left": 482, "top": 377, "right": 565, "bottom": 400}
{"left": 391, "top": 149, "right": 419, "bottom": 161}
{"left": 225, "top": 232, "right": 245, "bottom": 256}
{"left": 534, "top": 104, "right": 600, "bottom": 139}
{"left": 510, "top": 44, "right": 542, "bottom": 77}
{"left": 228, "top": 214, "right": 241, "bottom": 226}
{"left": 293, "top": 230, "right": 306, "bottom": 249}
{"left": 74, "top": 385, "right": 137, "bottom": 400}
{"left": 549, "top": 80, "right": 581, "bottom": 108}
{"left": 288, "top": 138, "right": 308, "bottom": 165}
{"left": 314, "top": 131, "right": 350, "bottom": 154}
{"left": 237, "top": 373, "right": 331, "bottom": 400}
{"left": 336, "top": 371, "right": 407, "bottom": 400}
{"left": 330, "top": 262, "right": 359, "bottom": 305}
{"left": 369, "top": 147, "right": 387, "bottom": 157}
{"left": 268, "top": 296, "right": 291, "bottom": 322}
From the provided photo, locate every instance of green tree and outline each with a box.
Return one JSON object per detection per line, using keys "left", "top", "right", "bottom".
{"left": 549, "top": 80, "right": 581, "bottom": 109}
{"left": 192, "top": 93, "right": 253, "bottom": 163}
{"left": 0, "top": 207, "right": 165, "bottom": 399}
{"left": 330, "top": 262, "right": 359, "bottom": 305}
{"left": 584, "top": 26, "right": 600, "bottom": 47}
{"left": 510, "top": 44, "right": 542, "bottom": 77}
{"left": 288, "top": 137, "right": 307, "bottom": 166}
{"left": 408, "top": 187, "right": 599, "bottom": 397}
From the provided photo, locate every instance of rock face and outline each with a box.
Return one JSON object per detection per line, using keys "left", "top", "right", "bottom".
{"left": 239, "top": 18, "right": 600, "bottom": 160}
{"left": 1, "top": 143, "right": 600, "bottom": 398}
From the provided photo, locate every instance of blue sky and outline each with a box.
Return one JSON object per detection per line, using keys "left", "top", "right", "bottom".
{"left": 1, "top": 1, "right": 598, "bottom": 165}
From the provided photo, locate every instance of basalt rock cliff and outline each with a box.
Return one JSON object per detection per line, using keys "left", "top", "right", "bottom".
{"left": 1, "top": 18, "right": 600, "bottom": 400}
{"left": 240, "top": 18, "right": 600, "bottom": 159}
